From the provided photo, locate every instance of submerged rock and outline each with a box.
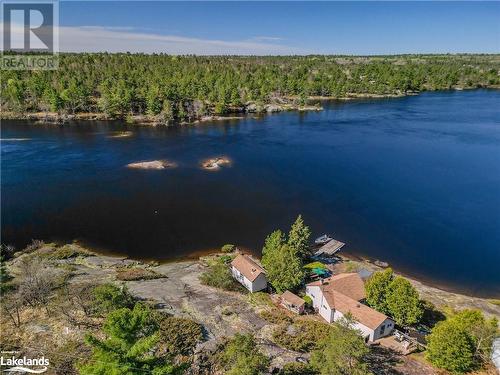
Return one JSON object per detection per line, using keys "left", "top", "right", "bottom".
{"left": 107, "top": 131, "right": 133, "bottom": 138}
{"left": 126, "top": 160, "right": 177, "bottom": 170}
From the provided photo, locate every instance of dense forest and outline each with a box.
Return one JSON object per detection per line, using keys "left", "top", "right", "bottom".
{"left": 1, "top": 54, "right": 499, "bottom": 123}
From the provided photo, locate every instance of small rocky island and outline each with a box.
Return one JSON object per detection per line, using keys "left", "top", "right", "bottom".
{"left": 126, "top": 160, "right": 177, "bottom": 169}
{"left": 201, "top": 157, "right": 232, "bottom": 171}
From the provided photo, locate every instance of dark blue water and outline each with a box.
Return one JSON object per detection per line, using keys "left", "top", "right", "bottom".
{"left": 2, "top": 90, "right": 499, "bottom": 297}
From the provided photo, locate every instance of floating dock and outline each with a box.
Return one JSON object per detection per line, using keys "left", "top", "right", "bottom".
{"left": 314, "top": 238, "right": 345, "bottom": 256}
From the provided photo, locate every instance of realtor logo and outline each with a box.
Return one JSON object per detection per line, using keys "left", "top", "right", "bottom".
{"left": 1, "top": 0, "right": 59, "bottom": 69}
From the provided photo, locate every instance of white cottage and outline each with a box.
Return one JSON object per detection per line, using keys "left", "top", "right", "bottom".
{"left": 306, "top": 273, "right": 394, "bottom": 342}
{"left": 231, "top": 254, "right": 267, "bottom": 292}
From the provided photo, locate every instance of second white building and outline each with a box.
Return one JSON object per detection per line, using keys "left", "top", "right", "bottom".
{"left": 306, "top": 273, "right": 394, "bottom": 342}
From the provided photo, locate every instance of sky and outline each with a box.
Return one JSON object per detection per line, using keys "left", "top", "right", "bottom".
{"left": 5, "top": 1, "right": 500, "bottom": 55}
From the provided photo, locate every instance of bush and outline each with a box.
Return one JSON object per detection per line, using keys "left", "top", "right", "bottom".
{"left": 157, "top": 315, "right": 203, "bottom": 356}
{"left": 272, "top": 320, "right": 334, "bottom": 352}
{"left": 199, "top": 262, "right": 241, "bottom": 291}
{"left": 426, "top": 309, "right": 498, "bottom": 373}
{"left": 115, "top": 267, "right": 165, "bottom": 281}
{"left": 92, "top": 284, "right": 134, "bottom": 314}
{"left": 260, "top": 309, "right": 293, "bottom": 325}
{"left": 219, "top": 333, "right": 270, "bottom": 375}
{"left": 45, "top": 244, "right": 92, "bottom": 260}
{"left": 310, "top": 325, "right": 369, "bottom": 375}
{"left": 24, "top": 239, "right": 45, "bottom": 253}
{"left": 248, "top": 292, "right": 273, "bottom": 307}
{"left": 221, "top": 244, "right": 236, "bottom": 253}
{"left": 279, "top": 362, "right": 316, "bottom": 375}
{"left": 303, "top": 295, "right": 313, "bottom": 307}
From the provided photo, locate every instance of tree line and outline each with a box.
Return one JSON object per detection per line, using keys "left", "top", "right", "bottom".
{"left": 1, "top": 54, "right": 499, "bottom": 123}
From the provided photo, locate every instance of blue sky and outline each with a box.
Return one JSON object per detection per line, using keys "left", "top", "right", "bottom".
{"left": 57, "top": 1, "right": 499, "bottom": 55}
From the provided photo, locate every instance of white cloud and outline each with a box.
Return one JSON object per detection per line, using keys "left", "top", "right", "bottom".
{"left": 0, "top": 23, "right": 306, "bottom": 55}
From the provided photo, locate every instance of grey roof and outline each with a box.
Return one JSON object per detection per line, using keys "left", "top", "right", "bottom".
{"left": 358, "top": 268, "right": 373, "bottom": 280}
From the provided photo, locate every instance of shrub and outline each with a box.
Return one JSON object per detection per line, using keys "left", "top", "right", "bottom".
{"left": 199, "top": 262, "right": 241, "bottom": 291}
{"left": 45, "top": 244, "right": 92, "bottom": 260}
{"left": 219, "top": 334, "right": 270, "bottom": 375}
{"left": 279, "top": 362, "right": 316, "bottom": 375}
{"left": 310, "top": 325, "right": 369, "bottom": 375}
{"left": 272, "top": 320, "right": 334, "bottom": 352}
{"left": 92, "top": 283, "right": 134, "bottom": 314}
{"left": 24, "top": 239, "right": 45, "bottom": 253}
{"left": 115, "top": 267, "right": 165, "bottom": 281}
{"left": 221, "top": 244, "right": 236, "bottom": 253}
{"left": 157, "top": 315, "right": 203, "bottom": 356}
{"left": 303, "top": 295, "right": 313, "bottom": 306}
{"left": 260, "top": 309, "right": 293, "bottom": 325}
{"left": 426, "top": 309, "right": 498, "bottom": 373}
{"left": 248, "top": 292, "right": 273, "bottom": 307}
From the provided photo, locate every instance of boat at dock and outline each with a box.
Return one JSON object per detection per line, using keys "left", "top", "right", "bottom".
{"left": 315, "top": 234, "right": 333, "bottom": 245}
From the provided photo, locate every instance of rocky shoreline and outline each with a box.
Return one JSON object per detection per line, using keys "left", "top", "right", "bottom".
{"left": 0, "top": 102, "right": 322, "bottom": 126}
{"left": 2, "top": 242, "right": 498, "bottom": 374}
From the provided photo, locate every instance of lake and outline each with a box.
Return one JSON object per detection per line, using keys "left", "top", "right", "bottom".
{"left": 2, "top": 90, "right": 499, "bottom": 297}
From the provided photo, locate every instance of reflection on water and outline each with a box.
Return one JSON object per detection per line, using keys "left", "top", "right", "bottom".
{"left": 2, "top": 90, "right": 500, "bottom": 296}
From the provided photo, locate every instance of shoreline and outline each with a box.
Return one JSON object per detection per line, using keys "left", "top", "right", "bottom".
{"left": 3, "top": 88, "right": 499, "bottom": 126}
{"left": 61, "top": 240, "right": 500, "bottom": 316}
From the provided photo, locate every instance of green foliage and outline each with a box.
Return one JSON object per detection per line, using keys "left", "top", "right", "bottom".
{"left": 79, "top": 304, "right": 177, "bottom": 375}
{"left": 219, "top": 333, "right": 270, "bottom": 375}
{"left": 199, "top": 261, "right": 240, "bottom": 291}
{"left": 92, "top": 283, "right": 135, "bottom": 314}
{"left": 2, "top": 55, "right": 499, "bottom": 121}
{"left": 272, "top": 320, "right": 334, "bottom": 352}
{"left": 259, "top": 309, "right": 293, "bottom": 325}
{"left": 365, "top": 269, "right": 423, "bottom": 326}
{"left": 426, "top": 309, "right": 498, "bottom": 373}
{"left": 221, "top": 244, "right": 236, "bottom": 253}
{"left": 279, "top": 362, "right": 316, "bottom": 375}
{"left": 262, "top": 243, "right": 305, "bottom": 293}
{"left": 157, "top": 315, "right": 203, "bottom": 356}
{"left": 310, "top": 325, "right": 369, "bottom": 375}
{"left": 365, "top": 268, "right": 394, "bottom": 315}
{"left": 0, "top": 246, "right": 13, "bottom": 294}
{"left": 386, "top": 276, "right": 423, "bottom": 326}
{"left": 261, "top": 219, "right": 311, "bottom": 293}
{"left": 287, "top": 215, "right": 311, "bottom": 258}
{"left": 43, "top": 244, "right": 92, "bottom": 260}
{"left": 247, "top": 292, "right": 273, "bottom": 307}
{"left": 303, "top": 295, "right": 313, "bottom": 306}
{"left": 426, "top": 319, "right": 475, "bottom": 373}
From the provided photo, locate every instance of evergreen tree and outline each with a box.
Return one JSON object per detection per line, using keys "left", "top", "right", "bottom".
{"left": 310, "top": 326, "right": 370, "bottom": 375}
{"left": 262, "top": 243, "right": 304, "bottom": 293}
{"left": 79, "top": 304, "right": 177, "bottom": 375}
{"left": 287, "top": 215, "right": 311, "bottom": 258}
{"left": 220, "top": 334, "right": 270, "bottom": 375}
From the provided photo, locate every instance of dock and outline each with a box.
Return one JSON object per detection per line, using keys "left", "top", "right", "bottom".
{"left": 314, "top": 238, "right": 345, "bottom": 256}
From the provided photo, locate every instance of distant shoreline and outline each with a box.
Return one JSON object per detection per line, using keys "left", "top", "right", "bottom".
{"left": 3, "top": 88, "right": 499, "bottom": 126}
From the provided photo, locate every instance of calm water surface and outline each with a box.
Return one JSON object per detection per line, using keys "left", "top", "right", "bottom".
{"left": 2, "top": 90, "right": 500, "bottom": 296}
